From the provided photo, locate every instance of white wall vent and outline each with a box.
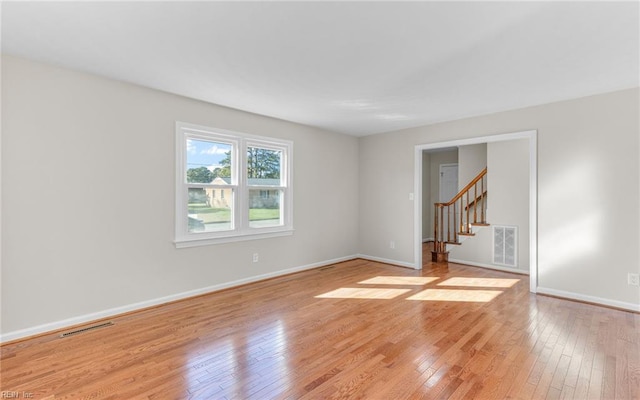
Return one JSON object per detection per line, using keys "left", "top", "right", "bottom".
{"left": 493, "top": 226, "right": 517, "bottom": 267}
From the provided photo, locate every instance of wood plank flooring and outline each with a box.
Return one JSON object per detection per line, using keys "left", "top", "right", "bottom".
{"left": 1, "top": 256, "right": 639, "bottom": 399}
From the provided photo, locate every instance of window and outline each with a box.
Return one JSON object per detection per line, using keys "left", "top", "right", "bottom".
{"left": 175, "top": 122, "right": 293, "bottom": 247}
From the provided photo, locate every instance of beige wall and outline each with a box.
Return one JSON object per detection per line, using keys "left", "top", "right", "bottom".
{"left": 458, "top": 143, "right": 487, "bottom": 190}
{"left": 359, "top": 87, "right": 639, "bottom": 310}
{"left": 487, "top": 139, "right": 530, "bottom": 271}
{"left": 1, "top": 56, "right": 360, "bottom": 338}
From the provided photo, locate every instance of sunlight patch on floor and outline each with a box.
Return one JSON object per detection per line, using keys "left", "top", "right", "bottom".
{"left": 407, "top": 289, "right": 502, "bottom": 302}
{"left": 437, "top": 277, "right": 519, "bottom": 288}
{"left": 316, "top": 287, "right": 412, "bottom": 299}
{"left": 358, "top": 276, "right": 440, "bottom": 285}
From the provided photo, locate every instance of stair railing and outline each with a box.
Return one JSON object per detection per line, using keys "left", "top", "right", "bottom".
{"left": 433, "top": 167, "right": 487, "bottom": 260}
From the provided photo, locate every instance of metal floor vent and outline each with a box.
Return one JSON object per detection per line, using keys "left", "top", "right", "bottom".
{"left": 493, "top": 225, "right": 517, "bottom": 267}
{"left": 60, "top": 321, "right": 114, "bottom": 338}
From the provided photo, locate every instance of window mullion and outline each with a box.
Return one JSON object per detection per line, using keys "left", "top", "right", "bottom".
{"left": 237, "top": 139, "right": 248, "bottom": 233}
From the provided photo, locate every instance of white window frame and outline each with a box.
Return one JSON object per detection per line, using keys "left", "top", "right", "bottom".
{"left": 175, "top": 122, "right": 293, "bottom": 248}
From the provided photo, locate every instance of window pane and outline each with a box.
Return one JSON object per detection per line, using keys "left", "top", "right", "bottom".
{"left": 247, "top": 147, "right": 281, "bottom": 186}
{"left": 249, "top": 189, "right": 282, "bottom": 228}
{"left": 188, "top": 188, "right": 232, "bottom": 232}
{"left": 186, "top": 139, "right": 232, "bottom": 183}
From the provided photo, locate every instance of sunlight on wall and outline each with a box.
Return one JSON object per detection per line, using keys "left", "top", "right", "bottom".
{"left": 316, "top": 287, "right": 412, "bottom": 299}
{"left": 407, "top": 289, "right": 502, "bottom": 302}
{"left": 358, "top": 276, "right": 440, "bottom": 285}
{"left": 539, "top": 158, "right": 602, "bottom": 273}
{"left": 539, "top": 214, "right": 600, "bottom": 271}
{"left": 438, "top": 277, "right": 519, "bottom": 288}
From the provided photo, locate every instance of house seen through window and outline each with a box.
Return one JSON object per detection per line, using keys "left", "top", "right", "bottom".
{"left": 176, "top": 122, "right": 293, "bottom": 247}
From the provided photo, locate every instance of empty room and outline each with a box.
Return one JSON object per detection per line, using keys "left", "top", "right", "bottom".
{"left": 1, "top": 2, "right": 639, "bottom": 399}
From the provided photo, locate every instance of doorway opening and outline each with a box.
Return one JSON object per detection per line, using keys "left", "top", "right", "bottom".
{"left": 413, "top": 130, "right": 537, "bottom": 293}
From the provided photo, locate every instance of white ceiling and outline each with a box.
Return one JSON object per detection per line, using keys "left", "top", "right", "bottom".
{"left": 2, "top": 2, "right": 638, "bottom": 136}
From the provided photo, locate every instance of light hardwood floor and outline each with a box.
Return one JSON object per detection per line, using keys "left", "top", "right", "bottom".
{"left": 1, "top": 256, "right": 639, "bottom": 399}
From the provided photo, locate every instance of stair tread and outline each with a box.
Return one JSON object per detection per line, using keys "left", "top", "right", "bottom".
{"left": 458, "top": 232, "right": 475, "bottom": 236}
{"left": 445, "top": 241, "right": 462, "bottom": 245}
{"left": 471, "top": 223, "right": 490, "bottom": 226}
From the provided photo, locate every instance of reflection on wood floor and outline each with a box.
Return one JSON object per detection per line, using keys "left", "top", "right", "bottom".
{"left": 2, "top": 251, "right": 638, "bottom": 399}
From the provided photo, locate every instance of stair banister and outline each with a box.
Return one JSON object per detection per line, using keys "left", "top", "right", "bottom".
{"left": 432, "top": 167, "right": 488, "bottom": 262}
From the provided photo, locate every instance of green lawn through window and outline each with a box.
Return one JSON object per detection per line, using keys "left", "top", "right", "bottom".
{"left": 188, "top": 203, "right": 279, "bottom": 223}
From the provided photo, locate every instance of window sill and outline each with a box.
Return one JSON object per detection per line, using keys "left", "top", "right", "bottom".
{"left": 174, "top": 228, "right": 294, "bottom": 248}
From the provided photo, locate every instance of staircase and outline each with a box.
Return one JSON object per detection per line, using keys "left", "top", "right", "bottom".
{"left": 432, "top": 167, "right": 489, "bottom": 262}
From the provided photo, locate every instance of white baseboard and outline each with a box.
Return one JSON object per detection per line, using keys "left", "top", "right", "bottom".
{"left": 448, "top": 258, "right": 530, "bottom": 275}
{"left": 0, "top": 254, "right": 359, "bottom": 344}
{"left": 422, "top": 237, "right": 434, "bottom": 243}
{"left": 449, "top": 261, "right": 639, "bottom": 312}
{"left": 357, "top": 253, "right": 419, "bottom": 270}
{"left": 536, "top": 286, "right": 640, "bottom": 313}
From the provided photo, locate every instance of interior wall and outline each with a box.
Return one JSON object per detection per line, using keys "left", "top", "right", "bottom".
{"left": 359, "top": 87, "right": 640, "bottom": 310}
{"left": 1, "top": 56, "right": 360, "bottom": 337}
{"left": 458, "top": 143, "right": 487, "bottom": 189}
{"left": 487, "top": 139, "right": 530, "bottom": 271}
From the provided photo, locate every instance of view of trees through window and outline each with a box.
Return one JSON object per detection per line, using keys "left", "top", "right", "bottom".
{"left": 246, "top": 147, "right": 282, "bottom": 228}
{"left": 186, "top": 140, "right": 283, "bottom": 232}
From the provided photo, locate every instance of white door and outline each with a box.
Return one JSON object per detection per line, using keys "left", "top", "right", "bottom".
{"left": 438, "top": 164, "right": 458, "bottom": 241}
{"left": 439, "top": 164, "right": 458, "bottom": 202}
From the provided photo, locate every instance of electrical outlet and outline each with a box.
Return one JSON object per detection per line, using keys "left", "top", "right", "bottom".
{"left": 628, "top": 273, "right": 639, "bottom": 286}
{"left": 253, "top": 253, "right": 259, "bottom": 263}
{"left": 390, "top": 241, "right": 395, "bottom": 249}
